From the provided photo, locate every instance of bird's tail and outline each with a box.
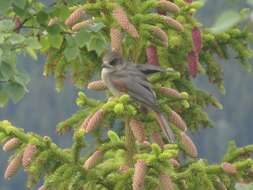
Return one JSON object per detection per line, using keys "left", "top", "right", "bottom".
{"left": 154, "top": 112, "right": 175, "bottom": 143}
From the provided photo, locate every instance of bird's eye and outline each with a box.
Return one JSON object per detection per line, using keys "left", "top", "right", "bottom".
{"left": 109, "top": 59, "right": 117, "bottom": 66}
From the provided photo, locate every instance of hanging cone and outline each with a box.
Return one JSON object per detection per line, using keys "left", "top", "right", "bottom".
{"left": 185, "top": 0, "right": 193, "bottom": 3}
{"left": 3, "top": 138, "right": 21, "bottom": 152}
{"left": 161, "top": 16, "right": 184, "bottom": 31}
{"left": 187, "top": 51, "right": 199, "bottom": 77}
{"left": 151, "top": 132, "right": 164, "bottom": 148}
{"left": 83, "top": 150, "right": 103, "bottom": 169}
{"left": 150, "top": 27, "right": 168, "bottom": 47}
{"left": 72, "top": 20, "right": 91, "bottom": 31}
{"left": 159, "top": 173, "right": 175, "bottom": 190}
{"left": 132, "top": 160, "right": 147, "bottom": 190}
{"left": 222, "top": 162, "right": 237, "bottom": 175}
{"left": 179, "top": 132, "right": 198, "bottom": 158}
{"left": 158, "top": 0, "right": 180, "bottom": 13}
{"left": 127, "top": 23, "right": 140, "bottom": 38}
{"left": 159, "top": 87, "right": 182, "bottom": 98}
{"left": 85, "top": 109, "right": 106, "bottom": 133}
{"left": 146, "top": 45, "right": 159, "bottom": 65}
{"left": 110, "top": 27, "right": 123, "bottom": 53}
{"left": 112, "top": 6, "right": 130, "bottom": 30}
{"left": 119, "top": 164, "right": 130, "bottom": 173}
{"left": 65, "top": 7, "right": 85, "bottom": 26}
{"left": 4, "top": 153, "right": 23, "bottom": 180}
{"left": 48, "top": 17, "right": 59, "bottom": 26}
{"left": 22, "top": 144, "right": 37, "bottom": 168}
{"left": 169, "top": 110, "right": 187, "bottom": 131}
{"left": 38, "top": 185, "right": 48, "bottom": 190}
{"left": 192, "top": 27, "right": 202, "bottom": 53}
{"left": 129, "top": 119, "right": 146, "bottom": 143}
{"left": 169, "top": 158, "right": 180, "bottom": 168}
{"left": 87, "top": 80, "right": 107, "bottom": 91}
{"left": 80, "top": 114, "right": 93, "bottom": 131}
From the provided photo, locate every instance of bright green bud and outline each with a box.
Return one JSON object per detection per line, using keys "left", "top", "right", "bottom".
{"left": 182, "top": 100, "right": 190, "bottom": 109}
{"left": 151, "top": 143, "right": 162, "bottom": 156}
{"left": 164, "top": 144, "right": 178, "bottom": 150}
{"left": 103, "top": 101, "right": 116, "bottom": 110}
{"left": 190, "top": 1, "right": 204, "bottom": 9}
{"left": 203, "top": 34, "right": 215, "bottom": 41}
{"left": 127, "top": 105, "right": 137, "bottom": 115}
{"left": 114, "top": 103, "right": 125, "bottom": 114}
{"left": 108, "top": 130, "right": 121, "bottom": 142}
{"left": 180, "top": 92, "right": 189, "bottom": 99}
{"left": 119, "top": 94, "right": 130, "bottom": 104}
{"left": 176, "top": 16, "right": 186, "bottom": 24}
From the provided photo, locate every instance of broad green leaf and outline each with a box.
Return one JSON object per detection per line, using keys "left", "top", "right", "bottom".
{"left": 87, "top": 36, "right": 107, "bottom": 56}
{"left": 25, "top": 47, "right": 38, "bottom": 60}
{"left": 0, "top": 62, "right": 15, "bottom": 81}
{"left": 0, "top": 20, "right": 15, "bottom": 32}
{"left": 25, "top": 37, "right": 42, "bottom": 49}
{"left": 75, "top": 29, "right": 92, "bottom": 48}
{"left": 65, "top": 35, "right": 77, "bottom": 47}
{"left": 14, "top": 71, "right": 30, "bottom": 87}
{"left": 40, "top": 36, "right": 50, "bottom": 51}
{"left": 0, "top": 1, "right": 13, "bottom": 14}
{"left": 13, "top": 0, "right": 26, "bottom": 9}
{"left": 0, "top": 89, "right": 8, "bottom": 107}
{"left": 37, "top": 11, "right": 49, "bottom": 25}
{"left": 49, "top": 34, "right": 63, "bottom": 49}
{"left": 5, "top": 82, "right": 26, "bottom": 103}
{"left": 8, "top": 34, "right": 25, "bottom": 44}
{"left": 47, "top": 25, "right": 61, "bottom": 35}
{"left": 210, "top": 11, "right": 241, "bottom": 33}
{"left": 64, "top": 47, "right": 79, "bottom": 61}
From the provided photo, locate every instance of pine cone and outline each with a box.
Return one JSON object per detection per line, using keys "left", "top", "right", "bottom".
{"left": 146, "top": 45, "right": 159, "bottom": 65}
{"left": 112, "top": 6, "right": 130, "bottom": 30}
{"left": 222, "top": 162, "right": 237, "bottom": 175}
{"left": 22, "top": 144, "right": 37, "bottom": 168}
{"left": 185, "top": 0, "right": 193, "bottom": 3}
{"left": 159, "top": 87, "right": 182, "bottom": 98}
{"left": 83, "top": 150, "right": 103, "bottom": 169}
{"left": 127, "top": 23, "right": 140, "bottom": 38}
{"left": 161, "top": 16, "right": 184, "bottom": 31}
{"left": 4, "top": 153, "right": 23, "bottom": 180}
{"left": 169, "top": 110, "right": 187, "bottom": 131}
{"left": 159, "top": 173, "right": 175, "bottom": 190}
{"left": 85, "top": 109, "right": 106, "bottom": 133}
{"left": 48, "top": 17, "right": 59, "bottom": 26}
{"left": 80, "top": 114, "right": 93, "bottom": 131}
{"left": 87, "top": 80, "right": 107, "bottom": 91}
{"left": 3, "top": 138, "right": 21, "bottom": 152}
{"left": 119, "top": 165, "right": 129, "bottom": 173}
{"left": 110, "top": 27, "right": 123, "bottom": 53}
{"left": 169, "top": 158, "right": 180, "bottom": 168}
{"left": 151, "top": 132, "right": 164, "bottom": 148}
{"left": 192, "top": 27, "right": 202, "bottom": 53}
{"left": 179, "top": 132, "right": 198, "bottom": 158}
{"left": 150, "top": 27, "right": 168, "bottom": 47}
{"left": 187, "top": 51, "right": 199, "bottom": 77}
{"left": 72, "top": 20, "right": 91, "bottom": 31}
{"left": 158, "top": 0, "right": 180, "bottom": 13}
{"left": 38, "top": 185, "right": 48, "bottom": 190}
{"left": 65, "top": 7, "right": 85, "bottom": 26}
{"left": 129, "top": 119, "right": 146, "bottom": 143}
{"left": 132, "top": 160, "right": 147, "bottom": 190}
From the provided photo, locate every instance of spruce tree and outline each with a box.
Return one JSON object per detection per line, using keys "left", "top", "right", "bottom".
{"left": 0, "top": 0, "right": 253, "bottom": 189}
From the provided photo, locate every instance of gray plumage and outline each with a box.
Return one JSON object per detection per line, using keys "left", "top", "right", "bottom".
{"left": 101, "top": 51, "right": 175, "bottom": 142}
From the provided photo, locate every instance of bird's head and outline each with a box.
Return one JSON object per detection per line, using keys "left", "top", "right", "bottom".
{"left": 102, "top": 51, "right": 124, "bottom": 72}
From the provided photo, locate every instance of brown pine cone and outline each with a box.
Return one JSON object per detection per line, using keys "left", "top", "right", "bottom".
{"left": 160, "top": 87, "right": 182, "bottom": 98}
{"left": 22, "top": 144, "right": 37, "bottom": 168}
{"left": 169, "top": 110, "right": 187, "bottom": 131}
{"left": 83, "top": 150, "right": 103, "bottom": 169}
{"left": 159, "top": 173, "right": 175, "bottom": 190}
{"left": 222, "top": 162, "right": 237, "bottom": 175}
{"left": 87, "top": 80, "right": 107, "bottom": 91}
{"left": 179, "top": 132, "right": 198, "bottom": 158}
{"left": 65, "top": 7, "right": 85, "bottom": 26}
{"left": 132, "top": 160, "right": 147, "bottom": 190}
{"left": 3, "top": 138, "right": 21, "bottom": 152}
{"left": 127, "top": 23, "right": 140, "bottom": 38}
{"left": 85, "top": 109, "right": 106, "bottom": 133}
{"left": 4, "top": 153, "right": 23, "bottom": 180}
{"left": 112, "top": 6, "right": 130, "bottom": 30}
{"left": 150, "top": 27, "right": 168, "bottom": 47}
{"left": 158, "top": 0, "right": 180, "bottom": 13}
{"left": 129, "top": 119, "right": 146, "bottom": 143}
{"left": 161, "top": 16, "right": 184, "bottom": 31}
{"left": 110, "top": 27, "right": 123, "bottom": 53}
{"left": 151, "top": 132, "right": 165, "bottom": 148}
{"left": 72, "top": 20, "right": 91, "bottom": 31}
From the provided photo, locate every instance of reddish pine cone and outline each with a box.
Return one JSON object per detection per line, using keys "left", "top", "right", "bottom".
{"left": 119, "top": 165, "right": 130, "bottom": 173}
{"left": 22, "top": 144, "right": 37, "bottom": 168}
{"left": 192, "top": 27, "right": 202, "bottom": 53}
{"left": 72, "top": 20, "right": 91, "bottom": 31}
{"left": 151, "top": 132, "right": 164, "bottom": 148}
{"left": 87, "top": 80, "right": 107, "bottom": 91}
{"left": 3, "top": 138, "right": 21, "bottom": 152}
{"left": 159, "top": 87, "right": 182, "bottom": 98}
{"left": 222, "top": 162, "right": 237, "bottom": 175}
{"left": 65, "top": 7, "right": 85, "bottom": 26}
{"left": 187, "top": 51, "right": 199, "bottom": 77}
{"left": 150, "top": 27, "right": 168, "bottom": 47}
{"left": 158, "top": 0, "right": 180, "bottom": 13}
{"left": 127, "top": 23, "right": 140, "bottom": 38}
{"left": 38, "top": 185, "right": 48, "bottom": 190}
{"left": 112, "top": 6, "right": 130, "bottom": 30}
{"left": 159, "top": 173, "right": 175, "bottom": 190}
{"left": 4, "top": 153, "right": 23, "bottom": 180}
{"left": 185, "top": 0, "right": 193, "bottom": 3}
{"left": 85, "top": 109, "right": 106, "bottom": 133}
{"left": 110, "top": 27, "right": 123, "bottom": 53}
{"left": 146, "top": 45, "right": 159, "bottom": 65}
{"left": 133, "top": 160, "right": 147, "bottom": 190}
{"left": 80, "top": 114, "right": 93, "bottom": 131}
{"left": 129, "top": 119, "right": 146, "bottom": 143}
{"left": 48, "top": 17, "right": 59, "bottom": 26}
{"left": 169, "top": 158, "right": 180, "bottom": 168}
{"left": 180, "top": 132, "right": 198, "bottom": 157}
{"left": 169, "top": 110, "right": 187, "bottom": 131}
{"left": 161, "top": 16, "right": 184, "bottom": 31}
{"left": 83, "top": 150, "right": 103, "bottom": 170}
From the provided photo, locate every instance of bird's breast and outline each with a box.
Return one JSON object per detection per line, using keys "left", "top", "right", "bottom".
{"left": 101, "top": 69, "right": 121, "bottom": 96}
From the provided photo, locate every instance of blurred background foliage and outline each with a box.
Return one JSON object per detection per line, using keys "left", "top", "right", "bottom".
{"left": 0, "top": 0, "right": 253, "bottom": 189}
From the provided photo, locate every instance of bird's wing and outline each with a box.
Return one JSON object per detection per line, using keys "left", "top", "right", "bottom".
{"left": 111, "top": 75, "right": 159, "bottom": 111}
{"left": 135, "top": 64, "right": 165, "bottom": 75}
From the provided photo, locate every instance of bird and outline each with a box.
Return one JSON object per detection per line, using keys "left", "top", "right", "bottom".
{"left": 101, "top": 51, "right": 175, "bottom": 143}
